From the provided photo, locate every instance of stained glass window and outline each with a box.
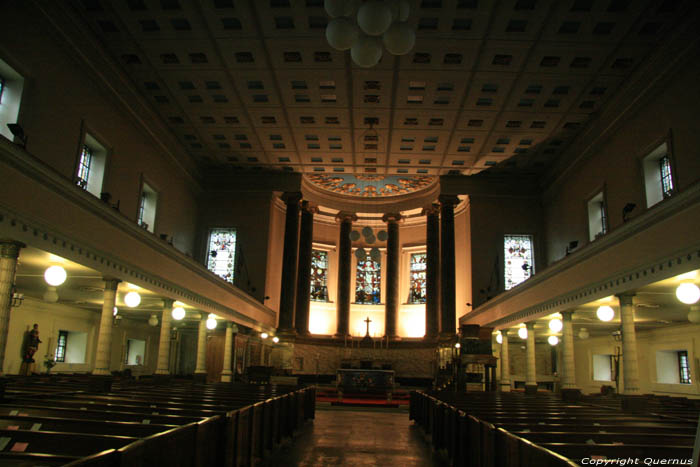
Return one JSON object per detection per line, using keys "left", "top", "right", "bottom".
{"left": 679, "top": 350, "right": 691, "bottom": 384}
{"left": 207, "top": 228, "right": 237, "bottom": 283}
{"left": 355, "top": 257, "right": 381, "bottom": 304}
{"left": 409, "top": 253, "right": 427, "bottom": 303}
{"left": 310, "top": 249, "right": 328, "bottom": 301}
{"left": 54, "top": 330, "right": 68, "bottom": 363}
{"left": 504, "top": 235, "right": 533, "bottom": 290}
{"left": 76, "top": 145, "right": 92, "bottom": 190}
{"left": 659, "top": 155, "right": 674, "bottom": 198}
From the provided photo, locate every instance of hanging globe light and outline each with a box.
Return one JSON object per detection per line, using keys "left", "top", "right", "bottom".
{"left": 676, "top": 283, "right": 700, "bottom": 304}
{"left": 361, "top": 226, "right": 374, "bottom": 238}
{"left": 43, "top": 287, "right": 59, "bottom": 303}
{"left": 44, "top": 265, "right": 67, "bottom": 286}
{"left": 382, "top": 21, "right": 415, "bottom": 55}
{"left": 518, "top": 326, "right": 528, "bottom": 340}
{"left": 578, "top": 328, "right": 590, "bottom": 339}
{"left": 261, "top": 332, "right": 269, "bottom": 339}
{"left": 548, "top": 318, "right": 563, "bottom": 333}
{"left": 548, "top": 336, "right": 559, "bottom": 346}
{"left": 495, "top": 331, "right": 502, "bottom": 344}
{"left": 687, "top": 306, "right": 700, "bottom": 323}
{"left": 172, "top": 306, "right": 186, "bottom": 320}
{"left": 206, "top": 317, "right": 217, "bottom": 330}
{"left": 324, "top": 0, "right": 347, "bottom": 18}
{"left": 124, "top": 291, "right": 141, "bottom": 308}
{"left": 596, "top": 305, "right": 614, "bottom": 322}
{"left": 366, "top": 234, "right": 376, "bottom": 244}
{"left": 377, "top": 230, "right": 388, "bottom": 241}
{"left": 370, "top": 247, "right": 381, "bottom": 262}
{"left": 350, "top": 230, "right": 361, "bottom": 241}
{"left": 148, "top": 314, "right": 159, "bottom": 327}
{"left": 272, "top": 336, "right": 280, "bottom": 343}
{"left": 351, "top": 34, "right": 383, "bottom": 68}
{"left": 355, "top": 247, "right": 367, "bottom": 260}
{"left": 326, "top": 17, "right": 359, "bottom": 51}
{"left": 357, "top": 0, "right": 393, "bottom": 36}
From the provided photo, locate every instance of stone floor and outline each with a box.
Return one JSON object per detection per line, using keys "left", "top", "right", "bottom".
{"left": 262, "top": 404, "right": 445, "bottom": 466}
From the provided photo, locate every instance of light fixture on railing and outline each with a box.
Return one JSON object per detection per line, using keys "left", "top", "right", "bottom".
{"left": 325, "top": 0, "right": 415, "bottom": 68}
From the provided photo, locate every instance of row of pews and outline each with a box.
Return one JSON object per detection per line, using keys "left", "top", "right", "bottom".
{"left": 0, "top": 375, "right": 315, "bottom": 466}
{"left": 410, "top": 390, "right": 699, "bottom": 466}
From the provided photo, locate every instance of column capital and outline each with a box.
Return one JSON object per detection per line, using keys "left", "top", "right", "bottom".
{"left": 336, "top": 211, "right": 358, "bottom": 223}
{"left": 421, "top": 203, "right": 440, "bottom": 216}
{"left": 102, "top": 278, "right": 121, "bottom": 290}
{"left": 561, "top": 310, "right": 574, "bottom": 321}
{"left": 438, "top": 195, "right": 460, "bottom": 207}
{"left": 0, "top": 240, "right": 26, "bottom": 259}
{"left": 281, "top": 192, "right": 303, "bottom": 204}
{"left": 525, "top": 321, "right": 536, "bottom": 330}
{"left": 162, "top": 299, "right": 174, "bottom": 308}
{"left": 616, "top": 293, "right": 636, "bottom": 306}
{"left": 381, "top": 213, "right": 403, "bottom": 224}
{"left": 300, "top": 200, "right": 319, "bottom": 214}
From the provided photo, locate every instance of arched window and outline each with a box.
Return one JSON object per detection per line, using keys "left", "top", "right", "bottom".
{"left": 310, "top": 249, "right": 328, "bottom": 301}
{"left": 409, "top": 253, "right": 427, "bottom": 303}
{"left": 355, "top": 258, "right": 381, "bottom": 304}
{"left": 504, "top": 235, "right": 534, "bottom": 290}
{"left": 206, "top": 228, "right": 237, "bottom": 283}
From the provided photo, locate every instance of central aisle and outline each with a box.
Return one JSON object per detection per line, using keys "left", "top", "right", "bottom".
{"left": 263, "top": 405, "right": 443, "bottom": 466}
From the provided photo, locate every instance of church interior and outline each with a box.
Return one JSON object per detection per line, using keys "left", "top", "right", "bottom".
{"left": 1, "top": 0, "right": 699, "bottom": 465}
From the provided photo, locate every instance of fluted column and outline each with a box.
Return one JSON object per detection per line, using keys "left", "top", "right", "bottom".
{"left": 155, "top": 299, "right": 173, "bottom": 375}
{"left": 221, "top": 322, "right": 235, "bottom": 382}
{"left": 335, "top": 212, "right": 357, "bottom": 337}
{"left": 278, "top": 192, "right": 302, "bottom": 333}
{"left": 525, "top": 322, "right": 537, "bottom": 394}
{"left": 383, "top": 213, "right": 402, "bottom": 339}
{"left": 618, "top": 294, "right": 640, "bottom": 395}
{"left": 0, "top": 241, "right": 25, "bottom": 375}
{"left": 93, "top": 278, "right": 121, "bottom": 375}
{"left": 295, "top": 201, "right": 316, "bottom": 335}
{"left": 439, "top": 195, "right": 459, "bottom": 335}
{"left": 194, "top": 314, "right": 207, "bottom": 378}
{"left": 423, "top": 205, "right": 440, "bottom": 339}
{"left": 500, "top": 332, "right": 511, "bottom": 392}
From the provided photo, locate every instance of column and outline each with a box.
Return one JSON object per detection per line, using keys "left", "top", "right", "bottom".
{"left": 525, "top": 322, "right": 537, "bottom": 394}
{"left": 335, "top": 212, "right": 357, "bottom": 337}
{"left": 500, "top": 332, "right": 511, "bottom": 392}
{"left": 221, "top": 322, "right": 234, "bottom": 382}
{"left": 423, "top": 205, "right": 440, "bottom": 339}
{"left": 92, "top": 278, "right": 121, "bottom": 375}
{"left": 155, "top": 299, "right": 173, "bottom": 375}
{"left": 0, "top": 241, "right": 24, "bottom": 375}
{"left": 618, "top": 293, "right": 640, "bottom": 395}
{"left": 560, "top": 311, "right": 581, "bottom": 400}
{"left": 194, "top": 314, "right": 207, "bottom": 380}
{"left": 439, "top": 195, "right": 459, "bottom": 335}
{"left": 278, "top": 192, "right": 302, "bottom": 333}
{"left": 294, "top": 201, "right": 316, "bottom": 335}
{"left": 383, "top": 213, "right": 402, "bottom": 339}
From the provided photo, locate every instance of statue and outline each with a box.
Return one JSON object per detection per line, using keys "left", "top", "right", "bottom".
{"left": 21, "top": 324, "right": 42, "bottom": 375}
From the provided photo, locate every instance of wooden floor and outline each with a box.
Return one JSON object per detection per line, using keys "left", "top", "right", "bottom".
{"left": 263, "top": 405, "right": 444, "bottom": 467}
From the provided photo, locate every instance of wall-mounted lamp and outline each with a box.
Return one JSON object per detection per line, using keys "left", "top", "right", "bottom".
{"left": 7, "top": 123, "right": 27, "bottom": 148}
{"left": 611, "top": 329, "right": 622, "bottom": 342}
{"left": 622, "top": 203, "right": 636, "bottom": 223}
{"left": 565, "top": 240, "right": 579, "bottom": 256}
{"left": 11, "top": 286, "right": 24, "bottom": 308}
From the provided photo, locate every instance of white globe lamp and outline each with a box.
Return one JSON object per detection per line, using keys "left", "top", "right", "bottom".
{"left": 382, "top": 22, "right": 415, "bottom": 55}
{"left": 261, "top": 332, "right": 269, "bottom": 339}
{"left": 325, "top": 17, "right": 358, "bottom": 51}
{"left": 148, "top": 314, "right": 159, "bottom": 327}
{"left": 578, "top": 328, "right": 590, "bottom": 339}
{"left": 351, "top": 34, "right": 383, "bottom": 68}
{"left": 596, "top": 305, "right": 614, "bottom": 322}
{"left": 44, "top": 265, "right": 67, "bottom": 286}
{"left": 548, "top": 318, "right": 563, "bottom": 333}
{"left": 676, "top": 283, "right": 700, "bottom": 304}
{"left": 357, "top": 1, "right": 393, "bottom": 36}
{"left": 272, "top": 336, "right": 280, "bottom": 343}
{"left": 495, "top": 331, "right": 502, "bottom": 344}
{"left": 687, "top": 306, "right": 700, "bottom": 323}
{"left": 518, "top": 327, "right": 528, "bottom": 340}
{"left": 124, "top": 291, "right": 141, "bottom": 308}
{"left": 206, "top": 317, "right": 217, "bottom": 330}
{"left": 172, "top": 306, "right": 186, "bottom": 320}
{"left": 548, "top": 336, "right": 559, "bottom": 346}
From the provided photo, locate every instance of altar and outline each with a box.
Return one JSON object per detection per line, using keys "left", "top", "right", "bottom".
{"left": 336, "top": 368, "right": 395, "bottom": 400}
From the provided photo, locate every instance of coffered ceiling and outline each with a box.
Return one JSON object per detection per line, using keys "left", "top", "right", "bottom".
{"left": 65, "top": 0, "right": 690, "bottom": 178}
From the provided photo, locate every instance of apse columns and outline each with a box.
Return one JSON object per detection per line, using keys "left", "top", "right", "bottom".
{"left": 383, "top": 213, "right": 402, "bottom": 339}
{"left": 220, "top": 322, "right": 235, "bottom": 382}
{"left": 278, "top": 192, "right": 302, "bottom": 334}
{"left": 439, "top": 195, "right": 459, "bottom": 336}
{"left": 155, "top": 299, "right": 173, "bottom": 375}
{"left": 294, "top": 201, "right": 316, "bottom": 335}
{"left": 194, "top": 314, "right": 208, "bottom": 382}
{"left": 423, "top": 205, "right": 440, "bottom": 339}
{"left": 335, "top": 212, "right": 356, "bottom": 337}
{"left": 93, "top": 278, "right": 121, "bottom": 375}
{"left": 560, "top": 311, "right": 581, "bottom": 400}
{"left": 499, "top": 332, "right": 511, "bottom": 392}
{"left": 525, "top": 322, "right": 537, "bottom": 394}
{"left": 0, "top": 241, "right": 24, "bottom": 375}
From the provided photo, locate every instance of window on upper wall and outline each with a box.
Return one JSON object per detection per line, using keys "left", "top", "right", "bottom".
{"left": 355, "top": 257, "right": 381, "bottom": 304}
{"left": 310, "top": 249, "right": 329, "bottom": 301}
{"left": 54, "top": 330, "right": 87, "bottom": 364}
{"left": 54, "top": 330, "right": 68, "bottom": 363}
{"left": 137, "top": 182, "right": 158, "bottom": 233}
{"left": 642, "top": 141, "right": 675, "bottom": 208}
{"left": 679, "top": 350, "right": 691, "bottom": 384}
{"left": 504, "top": 235, "right": 534, "bottom": 290}
{"left": 75, "top": 132, "right": 108, "bottom": 198}
{"left": 125, "top": 338, "right": 146, "bottom": 365}
{"left": 206, "top": 228, "right": 237, "bottom": 283}
{"left": 409, "top": 253, "right": 427, "bottom": 303}
{"left": 0, "top": 58, "right": 25, "bottom": 141}
{"left": 587, "top": 191, "right": 608, "bottom": 241}
{"left": 592, "top": 354, "right": 613, "bottom": 381}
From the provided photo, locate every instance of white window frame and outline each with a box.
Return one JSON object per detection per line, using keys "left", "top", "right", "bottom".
{"left": 75, "top": 126, "right": 109, "bottom": 198}
{"left": 587, "top": 190, "right": 608, "bottom": 242}
{"left": 137, "top": 179, "right": 158, "bottom": 233}
{"left": 0, "top": 57, "right": 25, "bottom": 142}
{"left": 641, "top": 137, "right": 676, "bottom": 208}
{"left": 205, "top": 227, "right": 238, "bottom": 284}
